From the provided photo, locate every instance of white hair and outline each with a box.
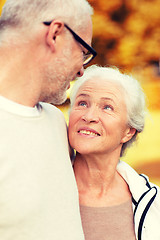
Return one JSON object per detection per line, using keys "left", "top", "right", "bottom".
{"left": 0, "top": 0, "right": 93, "bottom": 40}
{"left": 70, "top": 65, "right": 147, "bottom": 157}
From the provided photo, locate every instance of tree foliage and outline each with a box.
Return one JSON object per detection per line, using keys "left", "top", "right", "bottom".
{"left": 89, "top": 0, "right": 160, "bottom": 109}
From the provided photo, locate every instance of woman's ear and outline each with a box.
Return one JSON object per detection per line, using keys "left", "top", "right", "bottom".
{"left": 46, "top": 20, "right": 64, "bottom": 52}
{"left": 121, "top": 127, "right": 137, "bottom": 144}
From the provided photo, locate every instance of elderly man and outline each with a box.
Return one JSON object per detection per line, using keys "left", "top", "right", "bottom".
{"left": 0, "top": 0, "right": 96, "bottom": 239}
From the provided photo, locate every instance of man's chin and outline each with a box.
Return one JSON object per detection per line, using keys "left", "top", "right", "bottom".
{"left": 50, "top": 93, "right": 67, "bottom": 106}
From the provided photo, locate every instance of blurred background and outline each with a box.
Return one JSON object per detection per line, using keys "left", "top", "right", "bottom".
{"left": 0, "top": 0, "right": 160, "bottom": 185}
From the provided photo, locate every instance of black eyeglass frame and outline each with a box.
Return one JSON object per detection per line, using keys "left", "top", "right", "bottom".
{"left": 43, "top": 21, "right": 97, "bottom": 65}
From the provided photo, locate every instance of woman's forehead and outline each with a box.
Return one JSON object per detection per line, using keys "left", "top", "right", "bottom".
{"left": 76, "top": 78, "right": 124, "bottom": 96}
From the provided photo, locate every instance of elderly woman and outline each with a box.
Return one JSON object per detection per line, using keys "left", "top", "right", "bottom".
{"left": 68, "top": 65, "right": 160, "bottom": 240}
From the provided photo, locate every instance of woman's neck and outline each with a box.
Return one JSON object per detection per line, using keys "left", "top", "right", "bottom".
{"left": 73, "top": 153, "right": 131, "bottom": 207}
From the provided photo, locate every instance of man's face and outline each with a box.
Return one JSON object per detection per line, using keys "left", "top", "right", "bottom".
{"left": 40, "top": 18, "right": 93, "bottom": 105}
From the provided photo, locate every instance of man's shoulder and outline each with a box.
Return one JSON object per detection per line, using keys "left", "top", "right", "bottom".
{"left": 40, "top": 102, "right": 63, "bottom": 114}
{"left": 39, "top": 102, "right": 66, "bottom": 123}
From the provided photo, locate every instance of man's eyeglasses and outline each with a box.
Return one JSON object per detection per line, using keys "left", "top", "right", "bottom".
{"left": 43, "top": 21, "right": 97, "bottom": 66}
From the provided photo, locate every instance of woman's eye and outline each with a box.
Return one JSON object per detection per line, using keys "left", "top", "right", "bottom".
{"left": 104, "top": 105, "right": 113, "bottom": 111}
{"left": 78, "top": 101, "right": 87, "bottom": 107}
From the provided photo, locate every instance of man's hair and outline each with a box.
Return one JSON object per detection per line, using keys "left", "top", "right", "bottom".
{"left": 0, "top": 0, "right": 93, "bottom": 35}
{"left": 70, "top": 65, "right": 147, "bottom": 157}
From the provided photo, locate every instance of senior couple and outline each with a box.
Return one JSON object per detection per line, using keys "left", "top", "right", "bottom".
{"left": 0, "top": 0, "right": 160, "bottom": 240}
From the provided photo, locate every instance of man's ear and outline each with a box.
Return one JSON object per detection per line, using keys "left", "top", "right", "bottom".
{"left": 46, "top": 20, "right": 64, "bottom": 52}
{"left": 121, "top": 127, "right": 137, "bottom": 144}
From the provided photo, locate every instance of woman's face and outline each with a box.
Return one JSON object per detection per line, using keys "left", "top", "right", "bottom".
{"left": 68, "top": 78, "right": 134, "bottom": 156}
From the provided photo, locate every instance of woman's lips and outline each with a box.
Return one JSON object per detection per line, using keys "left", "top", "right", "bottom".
{"left": 78, "top": 127, "right": 100, "bottom": 137}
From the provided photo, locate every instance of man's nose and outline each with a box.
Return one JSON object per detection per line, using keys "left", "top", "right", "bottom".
{"left": 76, "top": 66, "right": 84, "bottom": 77}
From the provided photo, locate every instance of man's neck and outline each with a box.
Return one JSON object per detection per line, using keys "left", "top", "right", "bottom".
{"left": 0, "top": 47, "right": 41, "bottom": 107}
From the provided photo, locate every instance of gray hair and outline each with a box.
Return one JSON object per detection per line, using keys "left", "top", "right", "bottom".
{"left": 0, "top": 0, "right": 93, "bottom": 39}
{"left": 70, "top": 65, "right": 147, "bottom": 157}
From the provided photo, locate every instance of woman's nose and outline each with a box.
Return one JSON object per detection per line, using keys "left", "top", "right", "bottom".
{"left": 82, "top": 107, "right": 99, "bottom": 123}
